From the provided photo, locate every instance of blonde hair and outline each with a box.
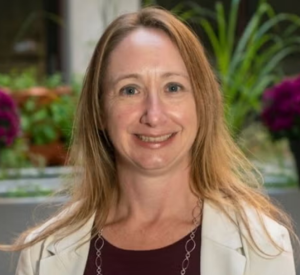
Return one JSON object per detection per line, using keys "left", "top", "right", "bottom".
{"left": 1, "top": 7, "right": 297, "bottom": 255}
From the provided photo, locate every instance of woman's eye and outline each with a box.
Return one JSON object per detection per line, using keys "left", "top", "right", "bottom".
{"left": 120, "top": 86, "right": 137, "bottom": 96}
{"left": 167, "top": 83, "right": 182, "bottom": 93}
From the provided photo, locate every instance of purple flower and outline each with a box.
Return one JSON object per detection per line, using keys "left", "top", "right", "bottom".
{"left": 0, "top": 89, "right": 20, "bottom": 148}
{"left": 261, "top": 75, "right": 300, "bottom": 140}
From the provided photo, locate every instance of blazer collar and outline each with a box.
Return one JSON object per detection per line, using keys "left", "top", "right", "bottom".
{"left": 40, "top": 213, "right": 94, "bottom": 275}
{"left": 201, "top": 201, "right": 246, "bottom": 275}
{"left": 40, "top": 200, "right": 246, "bottom": 275}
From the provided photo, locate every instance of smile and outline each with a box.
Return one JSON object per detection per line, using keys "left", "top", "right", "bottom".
{"left": 136, "top": 133, "right": 174, "bottom": 143}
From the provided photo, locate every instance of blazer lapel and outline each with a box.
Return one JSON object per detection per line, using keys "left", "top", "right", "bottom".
{"left": 201, "top": 201, "right": 246, "bottom": 275}
{"left": 39, "top": 214, "right": 95, "bottom": 275}
{"left": 39, "top": 201, "right": 247, "bottom": 275}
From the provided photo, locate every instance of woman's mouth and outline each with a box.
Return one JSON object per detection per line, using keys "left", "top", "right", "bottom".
{"left": 135, "top": 133, "right": 175, "bottom": 143}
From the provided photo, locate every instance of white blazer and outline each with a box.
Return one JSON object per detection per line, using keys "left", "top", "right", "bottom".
{"left": 15, "top": 201, "right": 295, "bottom": 275}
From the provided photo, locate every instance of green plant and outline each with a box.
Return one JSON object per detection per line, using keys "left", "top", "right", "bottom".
{"left": 0, "top": 68, "right": 76, "bottom": 146}
{"left": 0, "top": 69, "right": 37, "bottom": 91}
{"left": 174, "top": 0, "right": 300, "bottom": 137}
{"left": 49, "top": 95, "right": 76, "bottom": 146}
{"left": 0, "top": 69, "right": 67, "bottom": 91}
{"left": 143, "top": 0, "right": 157, "bottom": 6}
{"left": 0, "top": 138, "right": 35, "bottom": 174}
{"left": 21, "top": 94, "right": 75, "bottom": 146}
{"left": 21, "top": 98, "right": 58, "bottom": 145}
{"left": 43, "top": 73, "right": 63, "bottom": 89}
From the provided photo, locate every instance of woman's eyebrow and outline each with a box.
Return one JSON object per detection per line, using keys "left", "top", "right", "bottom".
{"left": 111, "top": 71, "right": 189, "bottom": 85}
{"left": 111, "top": 73, "right": 141, "bottom": 86}
{"left": 161, "top": 72, "right": 189, "bottom": 80}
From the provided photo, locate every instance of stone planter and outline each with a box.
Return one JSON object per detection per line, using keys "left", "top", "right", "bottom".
{"left": 0, "top": 166, "right": 71, "bottom": 196}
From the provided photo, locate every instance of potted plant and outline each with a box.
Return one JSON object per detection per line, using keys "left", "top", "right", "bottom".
{"left": 0, "top": 69, "right": 71, "bottom": 107}
{"left": 173, "top": 0, "right": 300, "bottom": 137}
{"left": 261, "top": 75, "right": 300, "bottom": 184}
{"left": 21, "top": 93, "right": 75, "bottom": 166}
{"left": 0, "top": 69, "right": 76, "bottom": 166}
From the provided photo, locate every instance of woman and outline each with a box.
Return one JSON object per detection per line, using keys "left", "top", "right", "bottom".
{"left": 1, "top": 7, "right": 297, "bottom": 275}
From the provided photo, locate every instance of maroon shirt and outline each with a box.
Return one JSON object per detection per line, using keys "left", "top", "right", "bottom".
{"left": 83, "top": 226, "right": 201, "bottom": 275}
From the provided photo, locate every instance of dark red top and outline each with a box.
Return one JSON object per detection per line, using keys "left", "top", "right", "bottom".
{"left": 83, "top": 226, "right": 201, "bottom": 275}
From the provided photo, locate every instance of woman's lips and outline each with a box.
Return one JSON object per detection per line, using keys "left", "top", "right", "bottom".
{"left": 136, "top": 133, "right": 173, "bottom": 142}
{"left": 133, "top": 132, "right": 177, "bottom": 148}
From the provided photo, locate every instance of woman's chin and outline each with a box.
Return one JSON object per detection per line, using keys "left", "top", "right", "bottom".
{"left": 129, "top": 155, "right": 180, "bottom": 174}
{"left": 136, "top": 157, "right": 168, "bottom": 170}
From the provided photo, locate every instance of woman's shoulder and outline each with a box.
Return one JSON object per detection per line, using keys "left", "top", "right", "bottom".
{"left": 236, "top": 203, "right": 293, "bottom": 254}
{"left": 16, "top": 203, "right": 95, "bottom": 275}
{"left": 25, "top": 201, "right": 95, "bottom": 250}
{"left": 235, "top": 204, "right": 295, "bottom": 274}
{"left": 244, "top": 204, "right": 288, "bottom": 234}
{"left": 205, "top": 200, "right": 291, "bottom": 252}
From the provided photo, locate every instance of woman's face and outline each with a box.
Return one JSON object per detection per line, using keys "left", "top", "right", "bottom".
{"left": 103, "top": 28, "right": 198, "bottom": 174}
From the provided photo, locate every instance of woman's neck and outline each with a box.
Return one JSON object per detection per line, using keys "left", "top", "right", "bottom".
{"left": 110, "top": 163, "right": 199, "bottom": 225}
{"left": 100, "top": 162, "right": 201, "bottom": 250}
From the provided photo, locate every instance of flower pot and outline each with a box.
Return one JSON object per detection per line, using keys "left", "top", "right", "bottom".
{"left": 29, "top": 141, "right": 68, "bottom": 166}
{"left": 289, "top": 139, "right": 300, "bottom": 185}
{"left": 9, "top": 87, "right": 58, "bottom": 107}
{"left": 5, "top": 86, "right": 72, "bottom": 107}
{"left": 54, "top": 85, "right": 72, "bottom": 96}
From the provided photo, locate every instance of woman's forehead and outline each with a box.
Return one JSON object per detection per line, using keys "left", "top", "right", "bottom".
{"left": 105, "top": 28, "right": 189, "bottom": 82}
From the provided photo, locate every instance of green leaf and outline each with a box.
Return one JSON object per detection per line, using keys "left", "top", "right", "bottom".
{"left": 185, "top": 1, "right": 216, "bottom": 20}
{"left": 24, "top": 98, "right": 36, "bottom": 112}
{"left": 216, "top": 2, "right": 227, "bottom": 50}
{"left": 229, "top": 2, "right": 270, "bottom": 74}
{"left": 32, "top": 109, "right": 48, "bottom": 122}
{"left": 199, "top": 18, "right": 221, "bottom": 61}
{"left": 227, "top": 0, "right": 240, "bottom": 57}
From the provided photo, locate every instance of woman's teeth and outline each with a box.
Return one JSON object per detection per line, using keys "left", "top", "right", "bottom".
{"left": 137, "top": 134, "right": 173, "bottom": 142}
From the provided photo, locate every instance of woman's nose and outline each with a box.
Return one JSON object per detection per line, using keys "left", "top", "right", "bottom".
{"left": 140, "top": 93, "right": 167, "bottom": 127}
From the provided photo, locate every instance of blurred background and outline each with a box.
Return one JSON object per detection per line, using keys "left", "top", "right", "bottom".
{"left": 0, "top": 0, "right": 300, "bottom": 274}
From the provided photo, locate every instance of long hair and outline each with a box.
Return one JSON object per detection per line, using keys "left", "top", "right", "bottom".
{"left": 1, "top": 7, "right": 297, "bottom": 254}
